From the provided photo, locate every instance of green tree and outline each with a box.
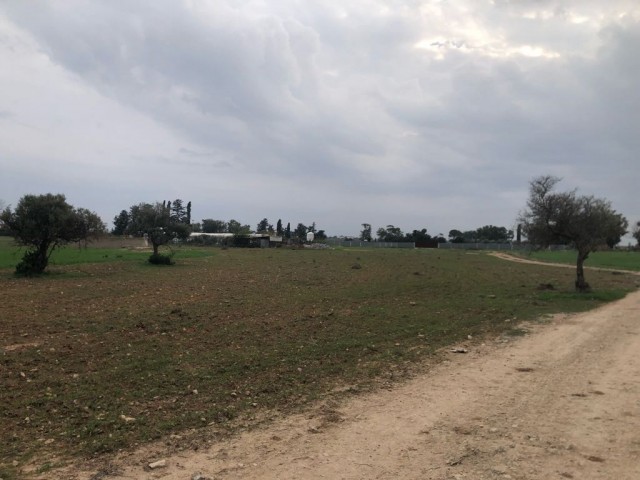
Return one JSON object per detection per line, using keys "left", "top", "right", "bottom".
{"left": 285, "top": 222, "right": 291, "bottom": 239}
{"left": 294, "top": 223, "right": 308, "bottom": 241}
{"left": 170, "top": 199, "right": 186, "bottom": 223}
{"left": 276, "top": 219, "right": 283, "bottom": 236}
{"left": 448, "top": 229, "right": 464, "bottom": 243}
{"left": 125, "top": 202, "right": 190, "bottom": 260}
{"left": 405, "top": 228, "right": 432, "bottom": 243}
{"left": 0, "top": 199, "right": 9, "bottom": 235}
{"left": 256, "top": 218, "right": 273, "bottom": 234}
{"left": 228, "top": 219, "right": 251, "bottom": 235}
{"left": 474, "top": 225, "right": 513, "bottom": 243}
{"left": 360, "top": 223, "right": 372, "bottom": 241}
{"left": 74, "top": 208, "right": 107, "bottom": 247}
{"left": 201, "top": 219, "right": 228, "bottom": 233}
{"left": 519, "top": 175, "right": 628, "bottom": 292}
{"left": 112, "top": 209, "right": 130, "bottom": 235}
{"left": 186, "top": 201, "right": 192, "bottom": 225}
{"left": 633, "top": 221, "right": 640, "bottom": 246}
{"left": 377, "top": 225, "right": 404, "bottom": 242}
{"left": 1, "top": 194, "right": 106, "bottom": 275}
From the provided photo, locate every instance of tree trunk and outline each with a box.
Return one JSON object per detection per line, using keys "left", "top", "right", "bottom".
{"left": 575, "top": 250, "right": 591, "bottom": 292}
{"left": 36, "top": 242, "right": 51, "bottom": 273}
{"left": 152, "top": 242, "right": 159, "bottom": 255}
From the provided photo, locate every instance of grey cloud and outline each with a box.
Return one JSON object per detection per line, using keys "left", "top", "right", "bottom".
{"left": 1, "top": 1, "right": 638, "bottom": 236}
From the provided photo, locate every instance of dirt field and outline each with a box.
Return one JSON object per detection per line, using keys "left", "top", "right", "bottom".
{"left": 51, "top": 259, "right": 640, "bottom": 480}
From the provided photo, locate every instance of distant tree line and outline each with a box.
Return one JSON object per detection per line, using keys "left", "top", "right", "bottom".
{"left": 193, "top": 217, "right": 326, "bottom": 243}
{"left": 367, "top": 225, "right": 446, "bottom": 244}
{"left": 447, "top": 225, "right": 514, "bottom": 243}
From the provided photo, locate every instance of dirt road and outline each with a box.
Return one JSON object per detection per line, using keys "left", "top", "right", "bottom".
{"left": 57, "top": 265, "right": 640, "bottom": 480}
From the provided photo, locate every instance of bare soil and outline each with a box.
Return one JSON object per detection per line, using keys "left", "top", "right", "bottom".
{"left": 51, "top": 260, "right": 640, "bottom": 480}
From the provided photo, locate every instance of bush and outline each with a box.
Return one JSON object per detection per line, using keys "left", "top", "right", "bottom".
{"left": 148, "top": 253, "right": 174, "bottom": 265}
{"left": 15, "top": 250, "right": 49, "bottom": 276}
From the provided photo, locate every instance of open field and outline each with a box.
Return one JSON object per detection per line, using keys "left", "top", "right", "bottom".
{"left": 517, "top": 248, "right": 640, "bottom": 271}
{"left": 0, "top": 237, "right": 211, "bottom": 269}
{"left": 1, "top": 245, "right": 639, "bottom": 478}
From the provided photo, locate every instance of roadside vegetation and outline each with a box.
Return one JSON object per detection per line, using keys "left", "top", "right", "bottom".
{"left": 518, "top": 249, "right": 640, "bottom": 272}
{"left": 1, "top": 245, "right": 638, "bottom": 478}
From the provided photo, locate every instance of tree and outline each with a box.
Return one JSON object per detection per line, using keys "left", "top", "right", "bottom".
{"left": 360, "top": 223, "right": 372, "bottom": 242}
{"left": 0, "top": 199, "right": 9, "bottom": 235}
{"left": 170, "top": 199, "right": 186, "bottom": 223}
{"left": 1, "top": 194, "right": 105, "bottom": 275}
{"left": 256, "top": 218, "right": 273, "bottom": 234}
{"left": 276, "top": 219, "right": 283, "bottom": 236}
{"left": 201, "top": 219, "right": 228, "bottom": 233}
{"left": 125, "top": 202, "right": 190, "bottom": 260}
{"left": 448, "top": 229, "right": 464, "bottom": 243}
{"left": 74, "top": 208, "right": 107, "bottom": 247}
{"left": 377, "top": 225, "right": 404, "bottom": 242}
{"left": 186, "top": 201, "right": 192, "bottom": 225}
{"left": 294, "top": 223, "right": 308, "bottom": 241}
{"left": 406, "top": 228, "right": 432, "bottom": 243}
{"left": 633, "top": 222, "right": 640, "bottom": 246}
{"left": 316, "top": 230, "right": 327, "bottom": 241}
{"left": 285, "top": 222, "right": 291, "bottom": 240}
{"left": 475, "top": 225, "right": 513, "bottom": 243}
{"left": 228, "top": 219, "right": 251, "bottom": 235}
{"left": 519, "top": 175, "right": 628, "bottom": 292}
{"left": 112, "top": 209, "right": 130, "bottom": 235}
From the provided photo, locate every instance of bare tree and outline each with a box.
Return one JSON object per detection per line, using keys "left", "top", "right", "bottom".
{"left": 519, "top": 175, "right": 628, "bottom": 292}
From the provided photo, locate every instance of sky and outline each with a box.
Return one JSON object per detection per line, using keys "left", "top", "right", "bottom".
{"left": 1, "top": 0, "right": 638, "bottom": 240}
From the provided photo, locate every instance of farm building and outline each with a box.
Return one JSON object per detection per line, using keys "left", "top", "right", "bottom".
{"left": 189, "top": 232, "right": 283, "bottom": 248}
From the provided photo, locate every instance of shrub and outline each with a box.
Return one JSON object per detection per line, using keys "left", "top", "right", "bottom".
{"left": 15, "top": 250, "right": 49, "bottom": 276}
{"left": 148, "top": 253, "right": 174, "bottom": 265}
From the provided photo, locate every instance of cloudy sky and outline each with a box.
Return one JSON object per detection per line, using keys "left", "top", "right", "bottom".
{"left": 1, "top": 1, "right": 638, "bottom": 239}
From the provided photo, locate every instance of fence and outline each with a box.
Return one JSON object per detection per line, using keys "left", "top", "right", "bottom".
{"left": 438, "top": 243, "right": 571, "bottom": 251}
{"left": 329, "top": 240, "right": 416, "bottom": 249}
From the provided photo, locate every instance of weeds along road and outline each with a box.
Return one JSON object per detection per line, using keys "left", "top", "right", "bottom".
{"left": 57, "top": 264, "right": 640, "bottom": 480}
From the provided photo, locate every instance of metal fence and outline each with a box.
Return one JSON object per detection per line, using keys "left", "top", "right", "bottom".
{"left": 438, "top": 243, "right": 571, "bottom": 251}
{"left": 329, "top": 240, "right": 416, "bottom": 249}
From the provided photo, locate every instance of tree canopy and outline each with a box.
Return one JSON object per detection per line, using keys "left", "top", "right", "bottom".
{"left": 201, "top": 219, "right": 228, "bottom": 233}
{"left": 1, "top": 194, "right": 106, "bottom": 275}
{"left": 112, "top": 209, "right": 130, "bottom": 235}
{"left": 256, "top": 218, "right": 273, "bottom": 234}
{"left": 448, "top": 226, "right": 513, "bottom": 243}
{"left": 126, "top": 202, "right": 191, "bottom": 260}
{"left": 519, "top": 175, "right": 628, "bottom": 291}
{"left": 360, "top": 223, "right": 372, "bottom": 242}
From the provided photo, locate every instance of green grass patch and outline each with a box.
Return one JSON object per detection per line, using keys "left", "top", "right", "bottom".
{"left": 0, "top": 248, "right": 637, "bottom": 474}
{"left": 0, "top": 236, "right": 213, "bottom": 270}
{"left": 519, "top": 249, "right": 640, "bottom": 272}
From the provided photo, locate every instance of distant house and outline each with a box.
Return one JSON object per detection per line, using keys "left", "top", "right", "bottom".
{"left": 189, "top": 232, "right": 282, "bottom": 248}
